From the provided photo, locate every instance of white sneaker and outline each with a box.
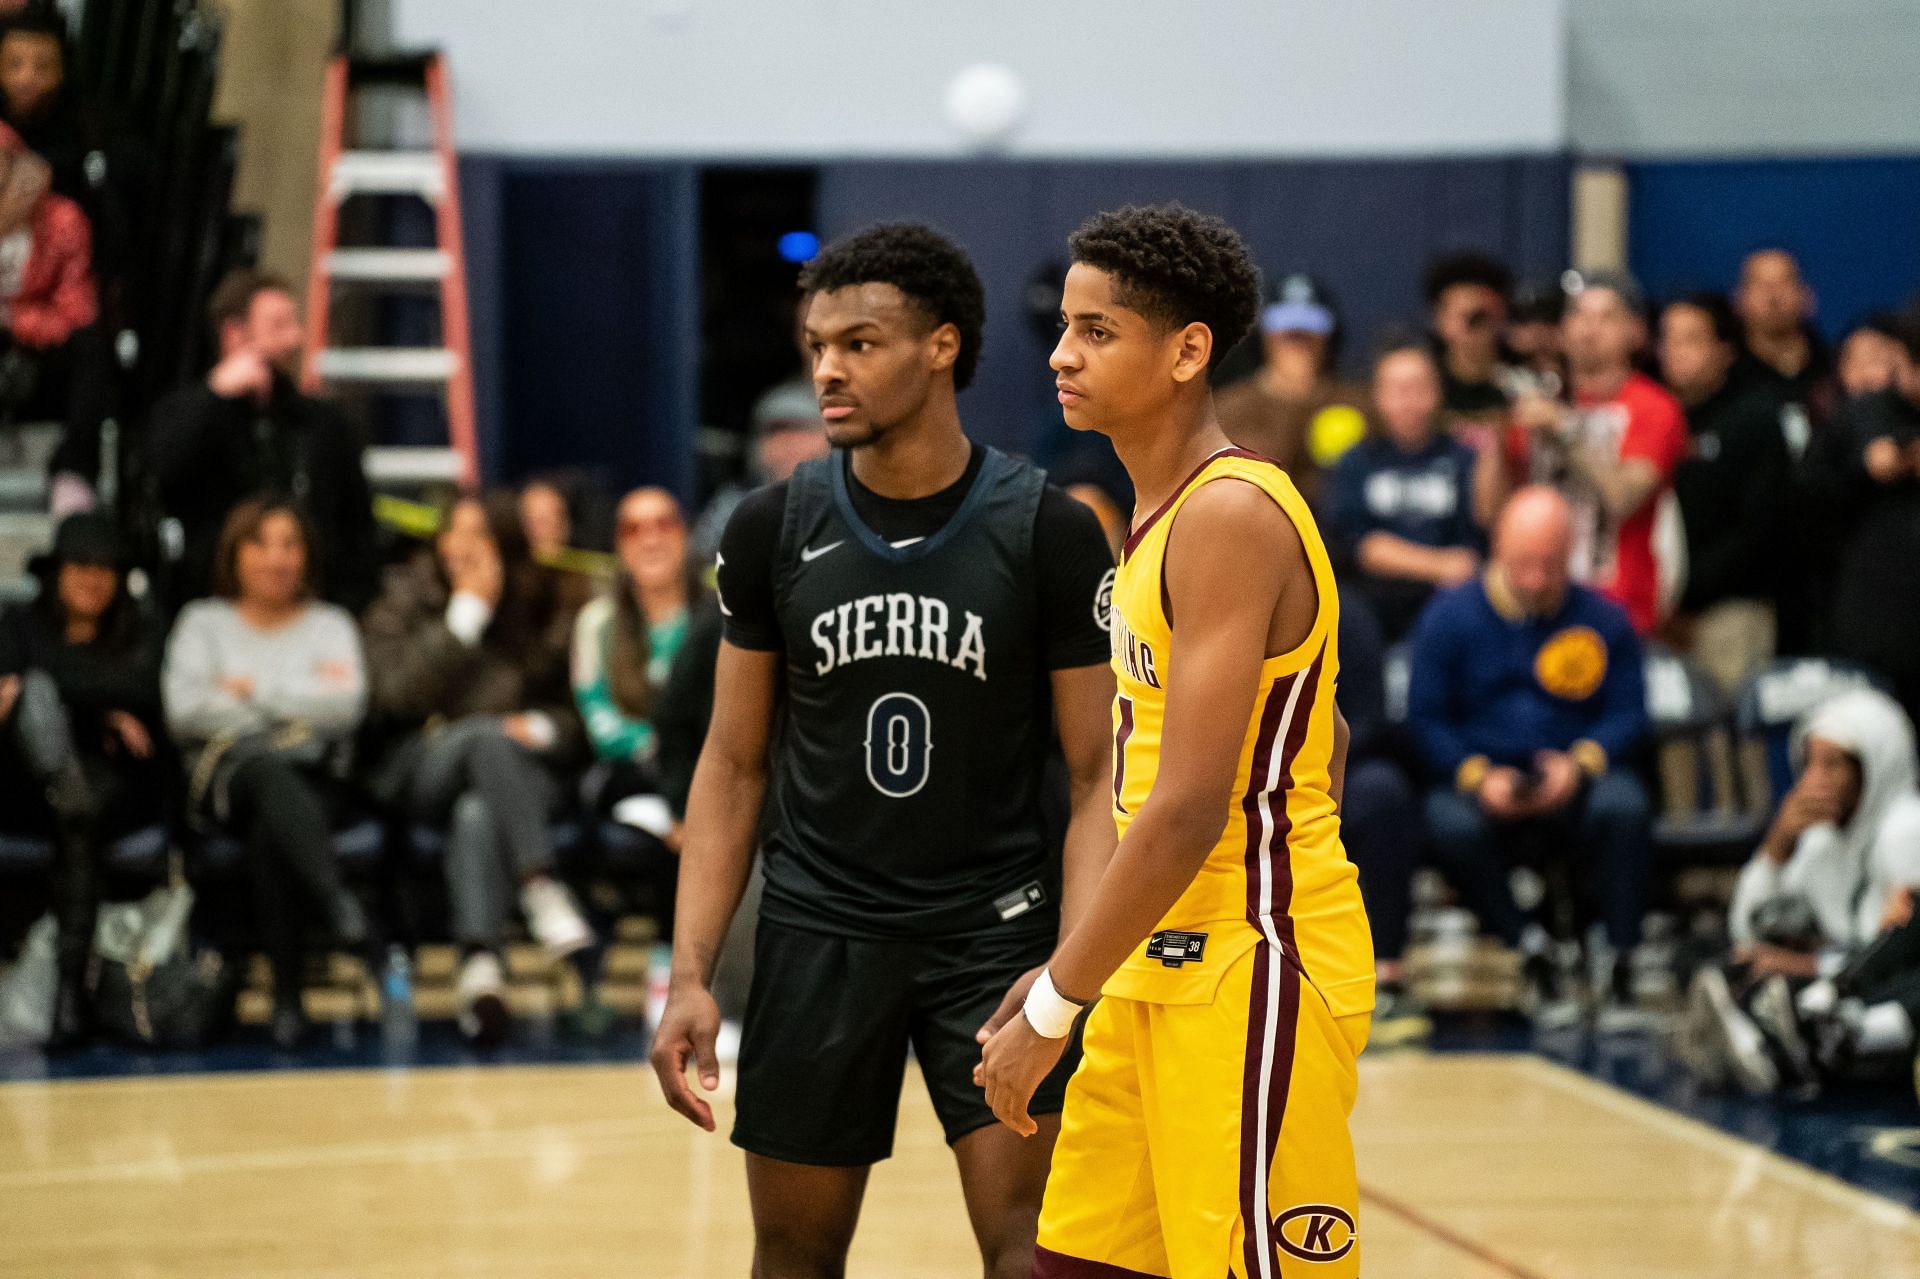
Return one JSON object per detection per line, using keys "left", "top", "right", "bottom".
{"left": 520, "top": 878, "right": 595, "bottom": 957}
{"left": 1695, "top": 967, "right": 1778, "bottom": 1095}
{"left": 456, "top": 952, "right": 510, "bottom": 1046}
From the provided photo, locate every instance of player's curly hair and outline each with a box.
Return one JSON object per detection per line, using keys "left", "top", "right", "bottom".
{"left": 1066, "top": 204, "right": 1262, "bottom": 373}
{"left": 799, "top": 223, "right": 985, "bottom": 391}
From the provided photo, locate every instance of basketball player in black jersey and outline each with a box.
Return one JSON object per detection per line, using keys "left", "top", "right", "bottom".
{"left": 651, "top": 224, "right": 1119, "bottom": 1278}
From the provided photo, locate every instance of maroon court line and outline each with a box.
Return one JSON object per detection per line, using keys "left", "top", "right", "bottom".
{"left": 1359, "top": 1179, "right": 1552, "bottom": 1279}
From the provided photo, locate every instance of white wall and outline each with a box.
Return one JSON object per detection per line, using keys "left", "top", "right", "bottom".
{"left": 1569, "top": 0, "right": 1920, "bottom": 156}
{"left": 394, "top": 0, "right": 1567, "bottom": 157}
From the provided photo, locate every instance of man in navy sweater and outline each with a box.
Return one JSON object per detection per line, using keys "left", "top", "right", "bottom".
{"left": 1408, "top": 485, "right": 1652, "bottom": 1012}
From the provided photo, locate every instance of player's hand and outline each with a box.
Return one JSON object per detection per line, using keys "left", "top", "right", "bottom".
{"left": 649, "top": 980, "right": 723, "bottom": 1132}
{"left": 975, "top": 965, "right": 1042, "bottom": 1045}
{"left": 974, "top": 1012, "right": 1067, "bottom": 1138}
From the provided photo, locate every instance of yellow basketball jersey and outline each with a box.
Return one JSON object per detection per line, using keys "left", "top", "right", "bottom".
{"left": 1104, "top": 449, "right": 1374, "bottom": 1017}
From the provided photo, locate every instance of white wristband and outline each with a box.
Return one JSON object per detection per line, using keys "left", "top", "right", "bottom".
{"left": 1022, "top": 968, "right": 1085, "bottom": 1040}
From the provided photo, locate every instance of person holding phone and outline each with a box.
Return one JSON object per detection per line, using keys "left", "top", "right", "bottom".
{"left": 1406, "top": 486, "right": 1654, "bottom": 1019}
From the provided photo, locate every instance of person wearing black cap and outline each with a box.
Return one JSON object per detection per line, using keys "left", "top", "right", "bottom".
{"left": 1214, "top": 271, "right": 1367, "bottom": 504}
{"left": 0, "top": 512, "right": 166, "bottom": 1047}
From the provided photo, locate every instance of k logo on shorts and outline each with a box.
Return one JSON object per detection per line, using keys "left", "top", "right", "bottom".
{"left": 1273, "top": 1204, "right": 1357, "bottom": 1263}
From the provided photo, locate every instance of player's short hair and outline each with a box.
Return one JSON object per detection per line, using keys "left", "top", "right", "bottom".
{"left": 1422, "top": 251, "right": 1514, "bottom": 308}
{"left": 1066, "top": 204, "right": 1262, "bottom": 374}
{"left": 798, "top": 223, "right": 985, "bottom": 391}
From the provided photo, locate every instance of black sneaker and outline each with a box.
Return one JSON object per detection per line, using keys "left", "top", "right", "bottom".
{"left": 1597, "top": 957, "right": 1660, "bottom": 1035}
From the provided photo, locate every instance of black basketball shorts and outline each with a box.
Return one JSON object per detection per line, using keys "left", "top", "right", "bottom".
{"left": 731, "top": 915, "right": 1080, "bottom": 1166}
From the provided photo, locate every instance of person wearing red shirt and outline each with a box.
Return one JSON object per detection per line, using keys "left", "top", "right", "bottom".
{"left": 0, "top": 117, "right": 106, "bottom": 514}
{"left": 1512, "top": 273, "right": 1688, "bottom": 635}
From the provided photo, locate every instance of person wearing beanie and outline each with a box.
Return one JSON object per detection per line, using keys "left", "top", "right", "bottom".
{"left": 0, "top": 511, "right": 166, "bottom": 1048}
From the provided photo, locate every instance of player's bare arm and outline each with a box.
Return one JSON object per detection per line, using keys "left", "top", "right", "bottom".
{"left": 977, "top": 660, "right": 1118, "bottom": 1043}
{"left": 649, "top": 640, "right": 778, "bottom": 1131}
{"left": 977, "top": 479, "right": 1307, "bottom": 1133}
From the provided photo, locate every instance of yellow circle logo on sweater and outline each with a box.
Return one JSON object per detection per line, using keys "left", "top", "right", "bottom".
{"left": 1536, "top": 626, "right": 1608, "bottom": 701}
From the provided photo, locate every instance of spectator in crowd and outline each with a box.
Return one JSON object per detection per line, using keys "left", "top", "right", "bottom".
{"left": 573, "top": 488, "right": 695, "bottom": 792}
{"left": 1326, "top": 341, "right": 1496, "bottom": 640}
{"left": 0, "top": 512, "right": 163, "bottom": 1047}
{"left": 1424, "top": 251, "right": 1514, "bottom": 437}
{"left": 0, "top": 11, "right": 130, "bottom": 306}
{"left": 1836, "top": 314, "right": 1906, "bottom": 401}
{"left": 1408, "top": 486, "right": 1652, "bottom": 1011}
{"left": 147, "top": 269, "right": 377, "bottom": 613}
{"left": 361, "top": 491, "right": 594, "bottom": 1047}
{"left": 0, "top": 10, "right": 97, "bottom": 204}
{"left": 162, "top": 499, "right": 373, "bottom": 1050}
{"left": 572, "top": 486, "right": 699, "bottom": 1007}
{"left": 1506, "top": 279, "right": 1566, "bottom": 390}
{"left": 1658, "top": 293, "right": 1794, "bottom": 692}
{"left": 1514, "top": 272, "right": 1688, "bottom": 636}
{"left": 1335, "top": 579, "right": 1426, "bottom": 1041}
{"left": 1827, "top": 315, "right": 1920, "bottom": 724}
{"left": 1733, "top": 248, "right": 1839, "bottom": 442}
{"left": 1685, "top": 687, "right": 1920, "bottom": 1094}
{"left": 0, "top": 119, "right": 108, "bottom": 513}
{"left": 518, "top": 477, "right": 573, "bottom": 563}
{"left": 689, "top": 381, "right": 828, "bottom": 566}
{"left": 1215, "top": 272, "right": 1368, "bottom": 500}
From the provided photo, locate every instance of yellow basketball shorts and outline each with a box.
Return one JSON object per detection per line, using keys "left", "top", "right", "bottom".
{"left": 1034, "top": 939, "right": 1368, "bottom": 1278}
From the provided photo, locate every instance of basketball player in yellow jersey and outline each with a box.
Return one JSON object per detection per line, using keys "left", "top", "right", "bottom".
{"left": 977, "top": 204, "right": 1375, "bottom": 1278}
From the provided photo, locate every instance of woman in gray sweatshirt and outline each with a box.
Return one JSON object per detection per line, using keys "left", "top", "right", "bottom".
{"left": 162, "top": 497, "right": 371, "bottom": 1050}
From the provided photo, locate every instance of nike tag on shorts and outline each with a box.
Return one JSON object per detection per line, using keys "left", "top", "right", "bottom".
{"left": 995, "top": 881, "right": 1048, "bottom": 922}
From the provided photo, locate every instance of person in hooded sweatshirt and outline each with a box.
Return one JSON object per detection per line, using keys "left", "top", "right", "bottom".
{"left": 1683, "top": 687, "right": 1920, "bottom": 1094}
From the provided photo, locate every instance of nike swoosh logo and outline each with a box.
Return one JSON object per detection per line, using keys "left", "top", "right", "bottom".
{"left": 800, "top": 540, "right": 845, "bottom": 563}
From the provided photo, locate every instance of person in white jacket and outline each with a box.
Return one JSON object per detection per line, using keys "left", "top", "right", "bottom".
{"left": 1687, "top": 686, "right": 1920, "bottom": 1093}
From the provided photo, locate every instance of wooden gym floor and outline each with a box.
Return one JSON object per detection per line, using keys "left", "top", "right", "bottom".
{"left": 3, "top": 1051, "right": 1917, "bottom": 1278}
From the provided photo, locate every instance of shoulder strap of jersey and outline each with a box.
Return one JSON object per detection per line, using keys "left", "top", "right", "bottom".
{"left": 1173, "top": 451, "right": 1338, "bottom": 671}
{"left": 773, "top": 453, "right": 836, "bottom": 606}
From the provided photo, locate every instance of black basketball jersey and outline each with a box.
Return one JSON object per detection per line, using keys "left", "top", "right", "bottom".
{"left": 760, "top": 446, "right": 1060, "bottom": 939}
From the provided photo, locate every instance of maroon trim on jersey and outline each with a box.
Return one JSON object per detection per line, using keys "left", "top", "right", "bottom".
{"left": 1112, "top": 694, "right": 1136, "bottom": 815}
{"left": 1234, "top": 646, "right": 1323, "bottom": 1277}
{"left": 1119, "top": 446, "right": 1271, "bottom": 561}
{"left": 1032, "top": 1245, "right": 1165, "bottom": 1278}
{"left": 1240, "top": 938, "right": 1304, "bottom": 1279}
